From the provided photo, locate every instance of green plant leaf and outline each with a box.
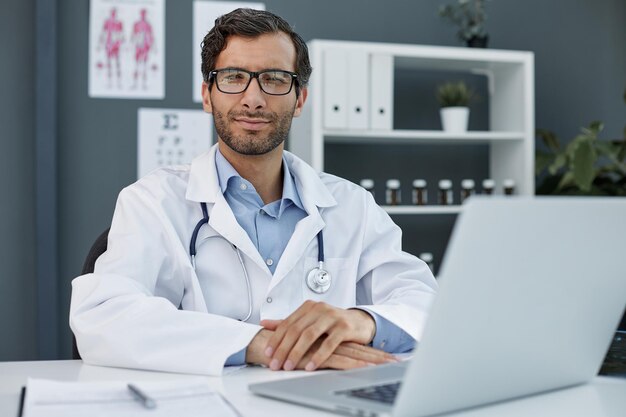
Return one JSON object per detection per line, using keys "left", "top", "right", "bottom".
{"left": 548, "top": 153, "right": 566, "bottom": 175}
{"left": 572, "top": 139, "right": 596, "bottom": 191}
{"left": 594, "top": 140, "right": 616, "bottom": 158}
{"left": 535, "top": 151, "right": 554, "bottom": 175}
{"left": 584, "top": 121, "right": 604, "bottom": 136}
{"left": 555, "top": 171, "right": 575, "bottom": 192}
{"left": 536, "top": 129, "right": 560, "bottom": 152}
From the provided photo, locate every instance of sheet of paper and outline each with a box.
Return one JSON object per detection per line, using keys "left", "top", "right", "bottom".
{"left": 22, "top": 378, "right": 240, "bottom": 417}
{"left": 192, "top": 1, "right": 265, "bottom": 102}
{"left": 89, "top": 0, "right": 165, "bottom": 99}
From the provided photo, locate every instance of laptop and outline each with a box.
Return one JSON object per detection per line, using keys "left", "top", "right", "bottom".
{"left": 600, "top": 311, "right": 626, "bottom": 377}
{"left": 249, "top": 197, "right": 626, "bottom": 417}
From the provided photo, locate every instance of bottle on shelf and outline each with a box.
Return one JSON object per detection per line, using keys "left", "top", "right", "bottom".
{"left": 438, "top": 179, "right": 453, "bottom": 205}
{"left": 503, "top": 179, "right": 516, "bottom": 195}
{"left": 412, "top": 179, "right": 428, "bottom": 205}
{"left": 419, "top": 252, "right": 435, "bottom": 274}
{"left": 460, "top": 179, "right": 475, "bottom": 203}
{"left": 482, "top": 179, "right": 495, "bottom": 195}
{"left": 360, "top": 179, "right": 375, "bottom": 199}
{"left": 386, "top": 179, "right": 401, "bottom": 205}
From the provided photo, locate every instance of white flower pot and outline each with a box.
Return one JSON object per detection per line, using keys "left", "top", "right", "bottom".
{"left": 440, "top": 107, "right": 469, "bottom": 133}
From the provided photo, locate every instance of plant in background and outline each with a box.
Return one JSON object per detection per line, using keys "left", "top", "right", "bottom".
{"left": 536, "top": 121, "right": 626, "bottom": 196}
{"left": 436, "top": 81, "right": 476, "bottom": 107}
{"left": 436, "top": 81, "right": 478, "bottom": 133}
{"left": 439, "top": 0, "right": 489, "bottom": 47}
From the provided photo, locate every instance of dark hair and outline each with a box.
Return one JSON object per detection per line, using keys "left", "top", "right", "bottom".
{"left": 200, "top": 8, "right": 312, "bottom": 91}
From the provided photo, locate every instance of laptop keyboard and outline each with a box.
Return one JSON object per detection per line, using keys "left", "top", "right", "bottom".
{"left": 336, "top": 382, "right": 401, "bottom": 404}
{"left": 599, "top": 331, "right": 626, "bottom": 377}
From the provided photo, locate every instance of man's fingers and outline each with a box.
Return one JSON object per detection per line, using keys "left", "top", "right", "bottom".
{"left": 318, "top": 353, "right": 372, "bottom": 371}
{"left": 270, "top": 313, "right": 335, "bottom": 370}
{"left": 260, "top": 319, "right": 283, "bottom": 330}
{"left": 289, "top": 328, "right": 343, "bottom": 371}
{"left": 334, "top": 343, "right": 398, "bottom": 365}
{"left": 263, "top": 301, "right": 316, "bottom": 358}
{"left": 304, "top": 330, "right": 357, "bottom": 371}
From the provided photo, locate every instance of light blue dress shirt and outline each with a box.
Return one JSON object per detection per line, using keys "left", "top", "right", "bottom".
{"left": 215, "top": 149, "right": 415, "bottom": 366}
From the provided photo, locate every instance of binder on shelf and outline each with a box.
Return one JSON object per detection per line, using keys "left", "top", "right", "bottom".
{"left": 369, "top": 53, "right": 394, "bottom": 130}
{"left": 323, "top": 49, "right": 348, "bottom": 129}
{"left": 347, "top": 50, "right": 369, "bottom": 129}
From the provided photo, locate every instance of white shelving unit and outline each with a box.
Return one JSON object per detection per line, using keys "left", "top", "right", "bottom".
{"left": 289, "top": 40, "right": 535, "bottom": 206}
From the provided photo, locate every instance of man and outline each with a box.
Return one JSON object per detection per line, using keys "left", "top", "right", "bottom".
{"left": 70, "top": 8, "right": 438, "bottom": 376}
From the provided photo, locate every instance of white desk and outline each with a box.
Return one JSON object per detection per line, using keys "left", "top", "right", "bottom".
{"left": 1, "top": 360, "right": 625, "bottom": 416}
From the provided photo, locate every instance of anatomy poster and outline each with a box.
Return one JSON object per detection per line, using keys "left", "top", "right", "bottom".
{"left": 192, "top": 1, "right": 265, "bottom": 102}
{"left": 89, "top": 0, "right": 165, "bottom": 99}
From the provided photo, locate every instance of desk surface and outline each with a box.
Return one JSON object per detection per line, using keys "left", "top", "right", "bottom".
{"left": 1, "top": 360, "right": 625, "bottom": 417}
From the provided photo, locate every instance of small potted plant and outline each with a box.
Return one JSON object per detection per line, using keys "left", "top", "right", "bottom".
{"left": 439, "top": 0, "right": 489, "bottom": 48}
{"left": 436, "top": 81, "right": 476, "bottom": 133}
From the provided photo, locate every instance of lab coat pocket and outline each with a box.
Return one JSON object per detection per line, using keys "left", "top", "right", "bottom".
{"left": 302, "top": 256, "right": 356, "bottom": 308}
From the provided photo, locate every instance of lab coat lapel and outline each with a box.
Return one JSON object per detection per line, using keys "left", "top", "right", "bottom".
{"left": 186, "top": 145, "right": 270, "bottom": 277}
{"left": 207, "top": 193, "right": 270, "bottom": 276}
{"left": 269, "top": 208, "right": 324, "bottom": 292}
{"left": 269, "top": 151, "right": 337, "bottom": 291}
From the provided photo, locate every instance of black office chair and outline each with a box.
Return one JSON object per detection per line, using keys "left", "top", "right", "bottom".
{"left": 72, "top": 227, "right": 110, "bottom": 360}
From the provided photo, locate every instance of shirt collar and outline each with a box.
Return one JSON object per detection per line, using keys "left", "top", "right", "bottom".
{"left": 214, "top": 147, "right": 304, "bottom": 213}
{"left": 215, "top": 147, "right": 242, "bottom": 194}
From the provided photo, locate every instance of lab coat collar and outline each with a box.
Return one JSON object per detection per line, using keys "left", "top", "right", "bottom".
{"left": 185, "top": 144, "right": 337, "bottom": 288}
{"left": 186, "top": 144, "right": 337, "bottom": 210}
{"left": 186, "top": 145, "right": 222, "bottom": 203}
{"left": 281, "top": 150, "right": 336, "bottom": 209}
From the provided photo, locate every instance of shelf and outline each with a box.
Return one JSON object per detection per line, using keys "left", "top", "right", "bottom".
{"left": 323, "top": 130, "right": 525, "bottom": 145}
{"left": 382, "top": 205, "right": 462, "bottom": 215}
{"left": 309, "top": 40, "right": 533, "bottom": 72}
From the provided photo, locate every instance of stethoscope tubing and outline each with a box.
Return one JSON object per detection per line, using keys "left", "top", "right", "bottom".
{"left": 189, "top": 202, "right": 328, "bottom": 321}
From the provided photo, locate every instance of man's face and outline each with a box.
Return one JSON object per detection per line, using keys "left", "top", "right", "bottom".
{"left": 201, "top": 32, "right": 307, "bottom": 156}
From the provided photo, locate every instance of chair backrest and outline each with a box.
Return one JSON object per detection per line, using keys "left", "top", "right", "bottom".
{"left": 72, "top": 228, "right": 110, "bottom": 360}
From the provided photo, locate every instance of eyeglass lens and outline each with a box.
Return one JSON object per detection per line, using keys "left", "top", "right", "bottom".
{"left": 214, "top": 69, "right": 294, "bottom": 95}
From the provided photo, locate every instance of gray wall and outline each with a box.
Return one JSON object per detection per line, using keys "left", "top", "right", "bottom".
{"left": 1, "top": 0, "right": 624, "bottom": 360}
{"left": 0, "top": 0, "right": 37, "bottom": 360}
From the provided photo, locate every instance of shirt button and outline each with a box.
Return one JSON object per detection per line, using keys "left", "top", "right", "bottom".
{"left": 240, "top": 183, "right": 248, "bottom": 190}
{"left": 266, "top": 297, "right": 273, "bottom": 303}
{"left": 265, "top": 258, "right": 274, "bottom": 266}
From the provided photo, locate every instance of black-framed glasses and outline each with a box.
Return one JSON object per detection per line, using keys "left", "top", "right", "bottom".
{"left": 208, "top": 68, "right": 298, "bottom": 96}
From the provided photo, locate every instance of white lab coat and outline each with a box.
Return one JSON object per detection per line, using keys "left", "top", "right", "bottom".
{"left": 70, "top": 144, "right": 438, "bottom": 376}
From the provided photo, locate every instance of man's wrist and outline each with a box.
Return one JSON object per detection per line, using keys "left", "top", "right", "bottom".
{"left": 349, "top": 308, "right": 377, "bottom": 344}
{"left": 245, "top": 328, "right": 272, "bottom": 366}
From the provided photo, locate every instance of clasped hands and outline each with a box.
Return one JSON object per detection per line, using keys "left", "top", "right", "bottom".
{"left": 246, "top": 300, "right": 398, "bottom": 371}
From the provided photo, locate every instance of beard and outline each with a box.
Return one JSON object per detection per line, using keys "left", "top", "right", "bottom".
{"left": 212, "top": 105, "right": 295, "bottom": 156}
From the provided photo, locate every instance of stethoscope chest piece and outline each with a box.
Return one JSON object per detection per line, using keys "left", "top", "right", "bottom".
{"left": 306, "top": 263, "right": 332, "bottom": 294}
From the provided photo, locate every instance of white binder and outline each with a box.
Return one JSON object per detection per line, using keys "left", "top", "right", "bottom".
{"left": 347, "top": 50, "right": 369, "bottom": 129}
{"left": 323, "top": 49, "right": 348, "bottom": 129}
{"left": 369, "top": 53, "right": 394, "bottom": 130}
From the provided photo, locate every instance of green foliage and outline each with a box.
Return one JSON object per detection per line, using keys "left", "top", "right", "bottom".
{"left": 536, "top": 121, "right": 626, "bottom": 196}
{"left": 436, "top": 81, "right": 476, "bottom": 107}
{"left": 439, "top": 0, "right": 488, "bottom": 41}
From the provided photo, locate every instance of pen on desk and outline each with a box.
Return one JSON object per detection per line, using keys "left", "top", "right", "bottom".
{"left": 17, "top": 386, "right": 26, "bottom": 417}
{"left": 127, "top": 383, "right": 157, "bottom": 409}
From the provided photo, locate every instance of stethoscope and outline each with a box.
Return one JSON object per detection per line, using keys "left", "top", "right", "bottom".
{"left": 189, "top": 203, "right": 332, "bottom": 321}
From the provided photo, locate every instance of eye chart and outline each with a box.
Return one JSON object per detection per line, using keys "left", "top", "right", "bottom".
{"left": 137, "top": 108, "right": 213, "bottom": 178}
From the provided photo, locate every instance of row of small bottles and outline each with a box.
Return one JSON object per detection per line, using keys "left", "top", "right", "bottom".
{"left": 360, "top": 178, "right": 516, "bottom": 206}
